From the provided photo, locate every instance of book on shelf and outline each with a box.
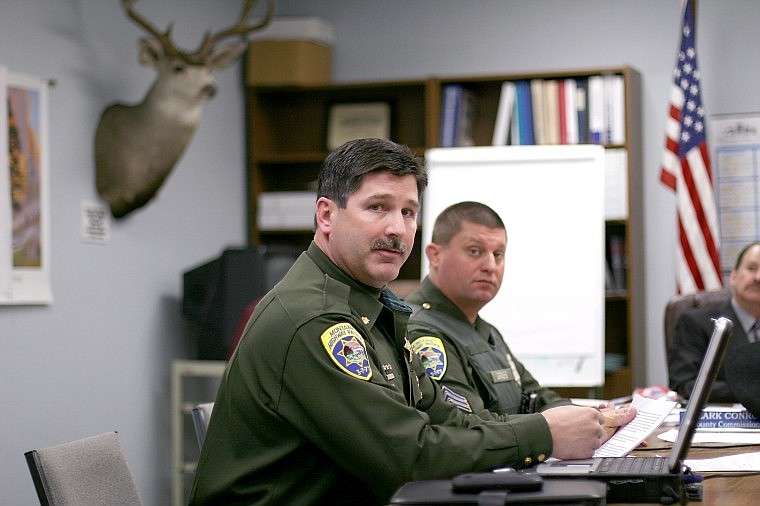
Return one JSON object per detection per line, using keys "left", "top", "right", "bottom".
{"left": 513, "top": 80, "right": 534, "bottom": 145}
{"left": 604, "top": 260, "right": 615, "bottom": 294}
{"left": 491, "top": 81, "right": 516, "bottom": 146}
{"left": 583, "top": 74, "right": 627, "bottom": 145}
{"left": 588, "top": 75, "right": 605, "bottom": 144}
{"left": 604, "top": 74, "right": 626, "bottom": 145}
{"left": 608, "top": 234, "right": 626, "bottom": 293}
{"left": 563, "top": 78, "right": 579, "bottom": 144}
{"left": 456, "top": 87, "right": 478, "bottom": 147}
{"left": 439, "top": 84, "right": 462, "bottom": 147}
{"left": 558, "top": 79, "right": 568, "bottom": 144}
{"left": 680, "top": 407, "right": 760, "bottom": 430}
{"left": 530, "top": 79, "right": 546, "bottom": 145}
{"left": 439, "top": 84, "right": 477, "bottom": 147}
{"left": 575, "top": 77, "right": 589, "bottom": 144}
{"left": 543, "top": 79, "right": 560, "bottom": 145}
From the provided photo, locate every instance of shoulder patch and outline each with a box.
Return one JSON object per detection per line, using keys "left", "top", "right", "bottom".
{"left": 411, "top": 336, "right": 447, "bottom": 380}
{"left": 320, "top": 323, "right": 372, "bottom": 381}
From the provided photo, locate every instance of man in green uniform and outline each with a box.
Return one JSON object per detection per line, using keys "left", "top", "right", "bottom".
{"left": 407, "top": 201, "right": 571, "bottom": 419}
{"left": 190, "top": 139, "right": 635, "bottom": 505}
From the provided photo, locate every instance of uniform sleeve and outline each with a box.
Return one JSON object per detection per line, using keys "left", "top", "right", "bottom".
{"left": 277, "top": 315, "right": 553, "bottom": 500}
{"left": 408, "top": 320, "right": 490, "bottom": 416}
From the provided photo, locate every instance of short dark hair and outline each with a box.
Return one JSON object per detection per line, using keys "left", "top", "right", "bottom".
{"left": 431, "top": 201, "right": 505, "bottom": 245}
{"left": 317, "top": 138, "right": 427, "bottom": 207}
{"left": 734, "top": 241, "right": 760, "bottom": 270}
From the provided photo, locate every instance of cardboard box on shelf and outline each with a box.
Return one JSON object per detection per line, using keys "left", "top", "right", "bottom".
{"left": 247, "top": 40, "right": 331, "bottom": 86}
{"left": 246, "top": 16, "right": 333, "bottom": 86}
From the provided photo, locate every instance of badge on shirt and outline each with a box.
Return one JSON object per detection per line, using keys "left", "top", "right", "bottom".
{"left": 411, "top": 336, "right": 447, "bottom": 380}
{"left": 321, "top": 323, "right": 372, "bottom": 381}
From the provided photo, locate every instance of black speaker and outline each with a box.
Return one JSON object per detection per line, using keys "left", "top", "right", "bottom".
{"left": 182, "top": 245, "right": 300, "bottom": 360}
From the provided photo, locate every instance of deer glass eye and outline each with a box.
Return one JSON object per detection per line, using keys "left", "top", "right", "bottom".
{"left": 173, "top": 65, "right": 186, "bottom": 74}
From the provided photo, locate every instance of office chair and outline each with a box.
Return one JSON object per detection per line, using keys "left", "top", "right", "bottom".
{"left": 191, "top": 402, "right": 215, "bottom": 449}
{"left": 663, "top": 287, "right": 731, "bottom": 364}
{"left": 24, "top": 431, "right": 143, "bottom": 506}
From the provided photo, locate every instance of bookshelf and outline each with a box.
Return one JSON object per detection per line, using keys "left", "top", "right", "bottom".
{"left": 244, "top": 66, "right": 642, "bottom": 398}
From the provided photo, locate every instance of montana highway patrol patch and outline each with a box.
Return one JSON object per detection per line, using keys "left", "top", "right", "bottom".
{"left": 411, "top": 336, "right": 447, "bottom": 380}
{"left": 321, "top": 323, "right": 372, "bottom": 381}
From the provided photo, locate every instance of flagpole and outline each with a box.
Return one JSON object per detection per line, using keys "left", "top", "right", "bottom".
{"left": 659, "top": 0, "right": 722, "bottom": 294}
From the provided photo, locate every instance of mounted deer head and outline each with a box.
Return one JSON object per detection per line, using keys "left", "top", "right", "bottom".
{"left": 95, "top": 0, "right": 275, "bottom": 218}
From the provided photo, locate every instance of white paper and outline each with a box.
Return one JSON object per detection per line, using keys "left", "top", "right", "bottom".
{"left": 658, "top": 428, "right": 760, "bottom": 445}
{"left": 685, "top": 451, "right": 760, "bottom": 472}
{"left": 593, "top": 394, "right": 676, "bottom": 458}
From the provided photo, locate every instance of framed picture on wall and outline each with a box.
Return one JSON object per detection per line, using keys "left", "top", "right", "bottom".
{"left": 0, "top": 68, "right": 52, "bottom": 304}
{"left": 327, "top": 102, "right": 391, "bottom": 150}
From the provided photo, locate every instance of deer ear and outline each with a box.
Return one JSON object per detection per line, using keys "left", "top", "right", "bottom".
{"left": 137, "top": 37, "right": 165, "bottom": 67}
{"left": 206, "top": 41, "right": 247, "bottom": 70}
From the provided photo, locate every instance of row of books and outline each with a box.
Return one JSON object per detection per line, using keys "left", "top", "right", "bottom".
{"left": 439, "top": 75, "right": 626, "bottom": 148}
{"left": 493, "top": 75, "right": 626, "bottom": 147}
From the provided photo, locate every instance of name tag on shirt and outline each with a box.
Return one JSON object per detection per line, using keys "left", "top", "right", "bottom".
{"left": 489, "top": 369, "right": 514, "bottom": 383}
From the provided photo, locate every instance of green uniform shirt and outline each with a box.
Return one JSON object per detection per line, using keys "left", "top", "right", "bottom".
{"left": 190, "top": 243, "right": 552, "bottom": 505}
{"left": 407, "top": 277, "right": 570, "bottom": 420}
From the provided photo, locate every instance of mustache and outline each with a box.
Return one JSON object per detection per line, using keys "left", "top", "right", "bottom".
{"left": 371, "top": 237, "right": 408, "bottom": 255}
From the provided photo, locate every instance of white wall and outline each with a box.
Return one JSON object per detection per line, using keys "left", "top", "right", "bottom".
{"left": 0, "top": 1, "right": 249, "bottom": 504}
{"left": 2, "top": 0, "right": 758, "bottom": 503}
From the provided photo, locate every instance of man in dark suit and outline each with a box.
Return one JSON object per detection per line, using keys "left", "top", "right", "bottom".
{"left": 669, "top": 241, "right": 760, "bottom": 402}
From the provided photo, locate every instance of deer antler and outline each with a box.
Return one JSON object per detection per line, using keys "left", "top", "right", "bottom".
{"left": 194, "top": 0, "right": 276, "bottom": 59}
{"left": 120, "top": 0, "right": 276, "bottom": 65}
{"left": 121, "top": 0, "right": 182, "bottom": 59}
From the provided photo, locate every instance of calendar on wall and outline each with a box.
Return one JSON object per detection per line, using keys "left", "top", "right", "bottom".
{"left": 711, "top": 113, "right": 760, "bottom": 281}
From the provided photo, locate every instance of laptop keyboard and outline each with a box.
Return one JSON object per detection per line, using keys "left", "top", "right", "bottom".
{"left": 598, "top": 457, "right": 669, "bottom": 475}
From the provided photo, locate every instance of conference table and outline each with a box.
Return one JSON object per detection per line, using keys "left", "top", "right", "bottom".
{"left": 616, "top": 427, "right": 760, "bottom": 505}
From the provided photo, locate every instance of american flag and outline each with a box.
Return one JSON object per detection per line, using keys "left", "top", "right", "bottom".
{"left": 659, "top": 0, "right": 722, "bottom": 294}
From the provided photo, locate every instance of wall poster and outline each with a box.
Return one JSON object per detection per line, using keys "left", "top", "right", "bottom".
{"left": 0, "top": 68, "right": 52, "bottom": 304}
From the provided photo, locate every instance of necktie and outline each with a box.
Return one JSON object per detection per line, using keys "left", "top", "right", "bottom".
{"left": 749, "top": 321, "right": 760, "bottom": 343}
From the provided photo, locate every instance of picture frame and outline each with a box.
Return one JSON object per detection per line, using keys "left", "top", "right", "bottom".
{"left": 0, "top": 69, "right": 52, "bottom": 304}
{"left": 327, "top": 102, "right": 391, "bottom": 150}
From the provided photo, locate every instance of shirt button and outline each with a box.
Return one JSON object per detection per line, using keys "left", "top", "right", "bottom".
{"left": 537, "top": 454, "right": 546, "bottom": 462}
{"left": 523, "top": 456, "right": 533, "bottom": 466}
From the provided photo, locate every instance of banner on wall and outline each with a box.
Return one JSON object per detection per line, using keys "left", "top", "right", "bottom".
{"left": 0, "top": 67, "right": 52, "bottom": 304}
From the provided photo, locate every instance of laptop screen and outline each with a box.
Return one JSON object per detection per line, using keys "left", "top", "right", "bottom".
{"left": 667, "top": 316, "right": 733, "bottom": 472}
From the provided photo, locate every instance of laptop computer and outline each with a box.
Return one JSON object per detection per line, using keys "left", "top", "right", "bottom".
{"left": 534, "top": 316, "right": 734, "bottom": 504}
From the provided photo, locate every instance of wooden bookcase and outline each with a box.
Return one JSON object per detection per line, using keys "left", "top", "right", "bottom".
{"left": 244, "top": 67, "right": 643, "bottom": 398}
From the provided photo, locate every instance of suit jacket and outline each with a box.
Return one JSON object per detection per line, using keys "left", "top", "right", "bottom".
{"left": 668, "top": 301, "right": 750, "bottom": 402}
